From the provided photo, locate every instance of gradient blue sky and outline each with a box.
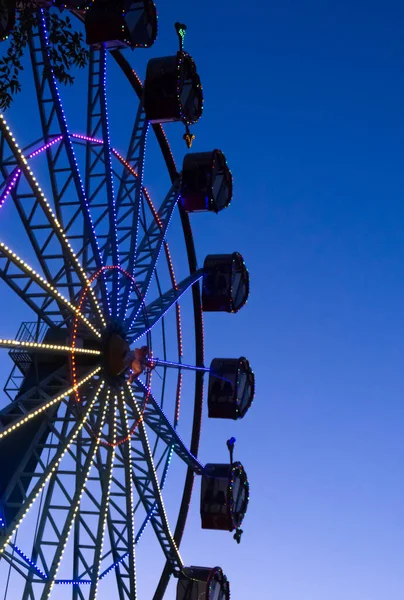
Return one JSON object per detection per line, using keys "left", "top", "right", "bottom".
{"left": 1, "top": 1, "right": 404, "bottom": 599}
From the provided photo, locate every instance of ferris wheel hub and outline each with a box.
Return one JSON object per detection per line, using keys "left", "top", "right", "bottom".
{"left": 103, "top": 329, "right": 130, "bottom": 379}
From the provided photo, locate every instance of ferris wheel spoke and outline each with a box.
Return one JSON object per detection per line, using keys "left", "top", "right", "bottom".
{"left": 84, "top": 48, "right": 119, "bottom": 318}
{"left": 87, "top": 394, "right": 116, "bottom": 600}
{"left": 0, "top": 379, "right": 105, "bottom": 559}
{"left": 38, "top": 386, "right": 109, "bottom": 599}
{"left": 114, "top": 105, "right": 148, "bottom": 264}
{"left": 0, "top": 242, "right": 102, "bottom": 339}
{"left": 0, "top": 116, "right": 105, "bottom": 329}
{"left": 130, "top": 381, "right": 204, "bottom": 475}
{"left": 99, "top": 395, "right": 139, "bottom": 599}
{"left": 18, "top": 388, "right": 104, "bottom": 598}
{"left": 114, "top": 105, "right": 148, "bottom": 319}
{"left": 66, "top": 392, "right": 122, "bottom": 593}
{"left": 133, "top": 446, "right": 173, "bottom": 546}
{"left": 27, "top": 13, "right": 107, "bottom": 290}
{"left": 120, "top": 387, "right": 183, "bottom": 574}
{"left": 126, "top": 270, "right": 203, "bottom": 343}
{"left": 0, "top": 338, "right": 100, "bottom": 357}
{"left": 123, "top": 179, "right": 182, "bottom": 326}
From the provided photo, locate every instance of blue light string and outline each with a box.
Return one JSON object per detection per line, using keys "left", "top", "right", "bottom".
{"left": 100, "top": 45, "right": 119, "bottom": 318}
{"left": 11, "top": 545, "right": 47, "bottom": 579}
{"left": 99, "top": 550, "right": 129, "bottom": 580}
{"left": 39, "top": 10, "right": 110, "bottom": 316}
{"left": 55, "top": 579, "right": 91, "bottom": 585}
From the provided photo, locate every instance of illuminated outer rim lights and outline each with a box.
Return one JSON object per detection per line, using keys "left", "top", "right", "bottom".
{"left": 70, "top": 265, "right": 153, "bottom": 448}
{"left": 0, "top": 137, "right": 62, "bottom": 209}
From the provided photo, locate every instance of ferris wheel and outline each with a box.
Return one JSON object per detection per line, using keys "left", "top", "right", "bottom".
{"left": 0, "top": 2, "right": 255, "bottom": 599}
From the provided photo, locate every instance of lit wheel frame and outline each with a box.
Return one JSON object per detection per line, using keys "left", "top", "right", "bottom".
{"left": 0, "top": 7, "right": 204, "bottom": 599}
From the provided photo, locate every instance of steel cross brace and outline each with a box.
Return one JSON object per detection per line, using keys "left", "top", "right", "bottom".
{"left": 124, "top": 178, "right": 182, "bottom": 327}
{"left": 127, "top": 269, "right": 204, "bottom": 343}
{"left": 115, "top": 103, "right": 148, "bottom": 318}
{"left": 130, "top": 381, "right": 204, "bottom": 475}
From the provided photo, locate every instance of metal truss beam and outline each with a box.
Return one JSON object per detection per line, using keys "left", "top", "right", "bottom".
{"left": 131, "top": 382, "right": 204, "bottom": 475}
{"left": 127, "top": 270, "right": 203, "bottom": 343}
{"left": 115, "top": 104, "right": 148, "bottom": 318}
{"left": 124, "top": 179, "right": 182, "bottom": 327}
{"left": 83, "top": 48, "right": 118, "bottom": 317}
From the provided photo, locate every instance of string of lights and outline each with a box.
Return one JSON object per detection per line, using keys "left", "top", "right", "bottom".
{"left": 38, "top": 10, "right": 108, "bottom": 323}
{"left": 0, "top": 338, "right": 100, "bottom": 355}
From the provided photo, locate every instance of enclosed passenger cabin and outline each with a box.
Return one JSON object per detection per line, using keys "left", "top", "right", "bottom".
{"left": 208, "top": 357, "right": 254, "bottom": 420}
{"left": 144, "top": 51, "right": 203, "bottom": 124}
{"left": 200, "top": 462, "right": 249, "bottom": 531}
{"left": 202, "top": 253, "right": 249, "bottom": 313}
{"left": 0, "top": 0, "right": 15, "bottom": 42}
{"left": 181, "top": 150, "right": 232, "bottom": 213}
{"left": 177, "top": 566, "right": 230, "bottom": 600}
{"left": 85, "top": 0, "right": 157, "bottom": 50}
